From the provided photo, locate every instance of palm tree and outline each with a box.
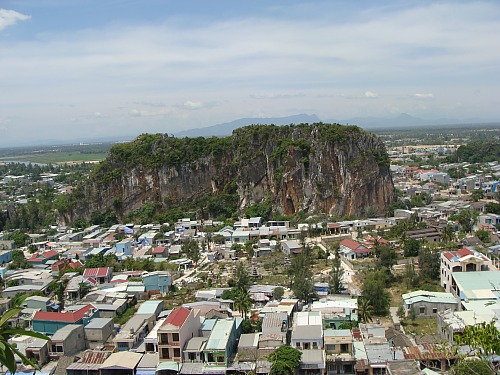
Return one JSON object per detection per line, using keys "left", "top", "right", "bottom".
{"left": 358, "top": 297, "right": 374, "bottom": 324}
{"left": 234, "top": 288, "right": 252, "bottom": 319}
{"left": 441, "top": 224, "right": 455, "bottom": 245}
{"left": 0, "top": 296, "right": 49, "bottom": 373}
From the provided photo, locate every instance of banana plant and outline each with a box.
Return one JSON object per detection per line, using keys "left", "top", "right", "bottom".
{"left": 0, "top": 296, "right": 50, "bottom": 374}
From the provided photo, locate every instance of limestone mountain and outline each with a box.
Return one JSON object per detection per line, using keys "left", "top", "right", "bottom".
{"left": 64, "top": 123, "right": 394, "bottom": 222}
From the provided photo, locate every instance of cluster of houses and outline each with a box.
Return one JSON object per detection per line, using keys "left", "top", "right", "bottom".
{"left": 8, "top": 284, "right": 472, "bottom": 375}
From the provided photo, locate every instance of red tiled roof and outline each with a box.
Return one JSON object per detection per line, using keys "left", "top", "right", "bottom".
{"left": 41, "top": 249, "right": 58, "bottom": 259}
{"left": 456, "top": 248, "right": 473, "bottom": 257}
{"left": 152, "top": 246, "right": 166, "bottom": 254}
{"left": 28, "top": 257, "right": 44, "bottom": 263}
{"left": 163, "top": 307, "right": 190, "bottom": 327}
{"left": 353, "top": 247, "right": 369, "bottom": 253}
{"left": 339, "top": 238, "right": 363, "bottom": 251}
{"left": 69, "top": 260, "right": 83, "bottom": 269}
{"left": 33, "top": 304, "right": 95, "bottom": 323}
{"left": 443, "top": 252, "right": 454, "bottom": 260}
{"left": 83, "top": 267, "right": 111, "bottom": 278}
{"left": 327, "top": 223, "right": 340, "bottom": 228}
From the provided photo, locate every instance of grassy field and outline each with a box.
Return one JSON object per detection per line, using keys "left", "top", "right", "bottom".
{"left": 402, "top": 317, "right": 438, "bottom": 336}
{"left": 0, "top": 151, "right": 108, "bottom": 164}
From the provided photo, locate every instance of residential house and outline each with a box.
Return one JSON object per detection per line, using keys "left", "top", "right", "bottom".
{"left": 158, "top": 307, "right": 202, "bottom": 362}
{"left": 9, "top": 335, "right": 50, "bottom": 368}
{"left": 238, "top": 333, "right": 260, "bottom": 361}
{"left": 137, "top": 300, "right": 164, "bottom": 320}
{"left": 113, "top": 313, "right": 155, "bottom": 351}
{"left": 406, "top": 228, "right": 441, "bottom": 243}
{"left": 204, "top": 318, "right": 239, "bottom": 366}
{"left": 183, "top": 337, "right": 208, "bottom": 363}
{"left": 152, "top": 246, "right": 169, "bottom": 258}
{"left": 83, "top": 267, "right": 113, "bottom": 284}
{"left": 115, "top": 238, "right": 133, "bottom": 255}
{"left": 49, "top": 324, "right": 86, "bottom": 358}
{"left": 440, "top": 248, "right": 495, "bottom": 293}
{"left": 339, "top": 238, "right": 370, "bottom": 260}
{"left": 99, "top": 351, "right": 143, "bottom": 375}
{"left": 311, "top": 298, "right": 358, "bottom": 329}
{"left": 22, "top": 296, "right": 52, "bottom": 312}
{"left": 84, "top": 317, "right": 115, "bottom": 349}
{"left": 145, "top": 317, "right": 167, "bottom": 353}
{"left": 450, "top": 271, "right": 500, "bottom": 302}
{"left": 402, "top": 290, "right": 459, "bottom": 317}
{"left": 27, "top": 249, "right": 59, "bottom": 265}
{"left": 291, "top": 311, "right": 323, "bottom": 350}
{"left": 280, "top": 240, "right": 302, "bottom": 256}
{"left": 32, "top": 304, "right": 98, "bottom": 335}
{"left": 142, "top": 271, "right": 171, "bottom": 294}
{"left": 324, "top": 329, "right": 355, "bottom": 375}
{"left": 0, "top": 249, "right": 12, "bottom": 265}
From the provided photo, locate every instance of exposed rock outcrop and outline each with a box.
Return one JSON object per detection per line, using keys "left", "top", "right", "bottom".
{"left": 67, "top": 123, "right": 394, "bottom": 221}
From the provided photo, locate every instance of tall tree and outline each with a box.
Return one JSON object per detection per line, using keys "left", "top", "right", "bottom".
{"left": 357, "top": 297, "right": 374, "bottom": 323}
{"left": 329, "top": 245, "right": 344, "bottom": 294}
{"left": 288, "top": 252, "right": 314, "bottom": 303}
{"left": 233, "top": 288, "right": 252, "bottom": 319}
{"left": 361, "top": 270, "right": 391, "bottom": 316}
{"left": 235, "top": 263, "right": 251, "bottom": 292}
{"left": 441, "top": 224, "right": 455, "bottom": 244}
{"left": 377, "top": 245, "right": 397, "bottom": 273}
{"left": 418, "top": 247, "right": 440, "bottom": 281}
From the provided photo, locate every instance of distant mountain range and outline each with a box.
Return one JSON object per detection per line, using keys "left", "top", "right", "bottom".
{"left": 174, "top": 113, "right": 495, "bottom": 138}
{"left": 174, "top": 114, "right": 321, "bottom": 137}
{"left": 326, "top": 113, "right": 489, "bottom": 129}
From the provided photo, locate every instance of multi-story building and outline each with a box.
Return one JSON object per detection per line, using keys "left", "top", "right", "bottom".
{"left": 440, "top": 247, "right": 495, "bottom": 293}
{"left": 158, "top": 307, "right": 201, "bottom": 362}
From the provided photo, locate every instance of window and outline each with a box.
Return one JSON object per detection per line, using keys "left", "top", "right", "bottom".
{"left": 207, "top": 353, "right": 214, "bottom": 362}
{"left": 296, "top": 342, "right": 300, "bottom": 349}
{"left": 172, "top": 333, "right": 180, "bottom": 342}
{"left": 51, "top": 345, "right": 63, "bottom": 353}
{"left": 161, "top": 348, "right": 170, "bottom": 359}
{"left": 419, "top": 307, "right": 425, "bottom": 314}
{"left": 217, "top": 355, "right": 225, "bottom": 363}
{"left": 304, "top": 342, "right": 310, "bottom": 349}
{"left": 326, "top": 344, "right": 336, "bottom": 351}
{"left": 174, "top": 348, "right": 181, "bottom": 358}
{"left": 312, "top": 342, "right": 318, "bottom": 349}
{"left": 188, "top": 352, "right": 196, "bottom": 361}
{"left": 432, "top": 308, "right": 438, "bottom": 314}
{"left": 341, "top": 344, "right": 349, "bottom": 353}
{"left": 159, "top": 333, "right": 169, "bottom": 344}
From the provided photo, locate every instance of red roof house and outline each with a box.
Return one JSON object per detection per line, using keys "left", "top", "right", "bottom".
{"left": 339, "top": 238, "right": 370, "bottom": 260}
{"left": 83, "top": 267, "right": 113, "bottom": 284}
{"left": 32, "top": 304, "right": 98, "bottom": 335}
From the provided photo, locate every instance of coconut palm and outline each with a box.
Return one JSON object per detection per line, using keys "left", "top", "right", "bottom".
{"left": 441, "top": 224, "right": 455, "bottom": 245}
{"left": 358, "top": 297, "right": 374, "bottom": 324}
{"left": 234, "top": 288, "right": 252, "bottom": 319}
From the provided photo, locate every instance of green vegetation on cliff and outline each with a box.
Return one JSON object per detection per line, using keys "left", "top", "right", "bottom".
{"left": 62, "top": 123, "right": 395, "bottom": 224}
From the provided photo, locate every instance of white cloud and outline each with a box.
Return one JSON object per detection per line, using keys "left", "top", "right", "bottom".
{"left": 414, "top": 93, "right": 434, "bottom": 99}
{"left": 182, "top": 101, "right": 203, "bottom": 110}
{"left": 0, "top": 1, "right": 499, "bottom": 145}
{"left": 364, "top": 91, "right": 379, "bottom": 98}
{"left": 0, "top": 9, "right": 30, "bottom": 31}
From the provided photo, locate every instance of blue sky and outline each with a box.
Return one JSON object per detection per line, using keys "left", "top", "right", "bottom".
{"left": 1, "top": 0, "right": 499, "bottom": 146}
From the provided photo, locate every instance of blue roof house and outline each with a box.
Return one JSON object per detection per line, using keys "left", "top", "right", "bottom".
{"left": 204, "top": 318, "right": 239, "bottom": 366}
{"left": 115, "top": 238, "right": 133, "bottom": 255}
{"left": 142, "top": 271, "right": 171, "bottom": 294}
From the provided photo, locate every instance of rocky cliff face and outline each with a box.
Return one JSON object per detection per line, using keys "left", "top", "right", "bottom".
{"left": 69, "top": 123, "right": 394, "bottom": 221}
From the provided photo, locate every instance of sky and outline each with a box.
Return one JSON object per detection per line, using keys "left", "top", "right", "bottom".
{"left": 1, "top": 0, "right": 499, "bottom": 146}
